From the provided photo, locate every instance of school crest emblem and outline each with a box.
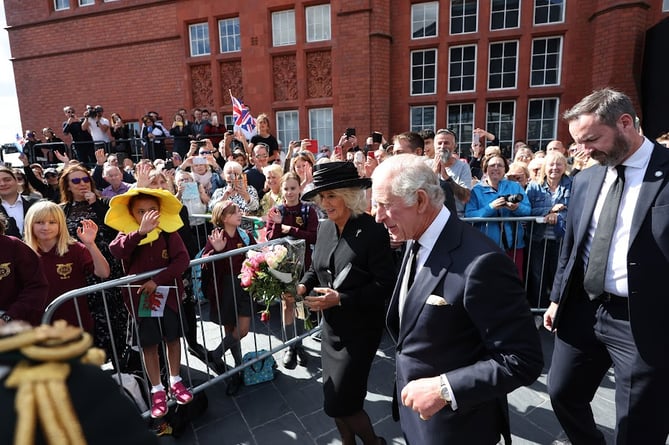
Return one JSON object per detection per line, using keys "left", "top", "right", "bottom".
{"left": 56, "top": 263, "right": 73, "bottom": 280}
{"left": 0, "top": 263, "right": 10, "bottom": 280}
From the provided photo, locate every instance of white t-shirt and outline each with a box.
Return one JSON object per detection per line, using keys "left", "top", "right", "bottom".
{"left": 86, "top": 116, "right": 111, "bottom": 143}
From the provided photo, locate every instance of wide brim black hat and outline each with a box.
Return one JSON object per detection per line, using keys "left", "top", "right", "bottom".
{"left": 301, "top": 161, "right": 371, "bottom": 201}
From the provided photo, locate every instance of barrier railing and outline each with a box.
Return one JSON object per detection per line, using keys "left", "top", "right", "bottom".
{"left": 42, "top": 237, "right": 317, "bottom": 419}
{"left": 462, "top": 215, "right": 564, "bottom": 313}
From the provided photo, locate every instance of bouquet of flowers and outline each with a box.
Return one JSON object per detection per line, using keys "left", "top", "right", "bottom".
{"left": 239, "top": 239, "right": 307, "bottom": 324}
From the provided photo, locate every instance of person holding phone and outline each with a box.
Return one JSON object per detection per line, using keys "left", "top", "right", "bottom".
{"left": 249, "top": 113, "right": 280, "bottom": 163}
{"left": 208, "top": 161, "right": 259, "bottom": 215}
{"left": 170, "top": 113, "right": 193, "bottom": 159}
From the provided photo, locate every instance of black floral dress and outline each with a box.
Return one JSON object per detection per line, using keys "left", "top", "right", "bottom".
{"left": 63, "top": 199, "right": 129, "bottom": 363}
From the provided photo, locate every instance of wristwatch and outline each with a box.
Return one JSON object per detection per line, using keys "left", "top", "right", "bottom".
{"left": 0, "top": 313, "right": 12, "bottom": 323}
{"left": 439, "top": 374, "right": 452, "bottom": 404}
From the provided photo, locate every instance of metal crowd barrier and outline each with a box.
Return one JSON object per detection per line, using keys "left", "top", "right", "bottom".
{"left": 461, "top": 215, "right": 564, "bottom": 312}
{"left": 42, "top": 237, "right": 317, "bottom": 418}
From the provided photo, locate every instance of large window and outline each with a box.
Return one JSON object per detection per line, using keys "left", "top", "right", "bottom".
{"left": 54, "top": 0, "right": 69, "bottom": 10}
{"left": 491, "top": 0, "right": 520, "bottom": 30}
{"left": 450, "top": 0, "right": 478, "bottom": 34}
{"left": 663, "top": 0, "right": 669, "bottom": 11}
{"left": 272, "top": 10, "right": 296, "bottom": 46}
{"left": 486, "top": 101, "right": 516, "bottom": 158}
{"left": 309, "top": 108, "right": 333, "bottom": 149}
{"left": 534, "top": 0, "right": 565, "bottom": 25}
{"left": 447, "top": 103, "right": 475, "bottom": 156}
{"left": 410, "top": 106, "right": 436, "bottom": 132}
{"left": 412, "top": 2, "right": 439, "bottom": 39}
{"left": 488, "top": 41, "right": 518, "bottom": 90}
{"left": 449, "top": 45, "right": 477, "bottom": 93}
{"left": 527, "top": 98, "right": 559, "bottom": 151}
{"left": 411, "top": 49, "right": 437, "bottom": 95}
{"left": 531, "top": 37, "right": 562, "bottom": 86}
{"left": 276, "top": 111, "right": 300, "bottom": 151}
{"left": 219, "top": 18, "right": 241, "bottom": 53}
{"left": 189, "top": 23, "right": 210, "bottom": 57}
{"left": 306, "top": 4, "right": 331, "bottom": 42}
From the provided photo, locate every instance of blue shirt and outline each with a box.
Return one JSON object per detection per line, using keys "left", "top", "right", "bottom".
{"left": 464, "top": 179, "right": 530, "bottom": 249}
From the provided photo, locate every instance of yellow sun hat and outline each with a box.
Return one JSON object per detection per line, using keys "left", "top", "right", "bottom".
{"left": 105, "top": 188, "right": 183, "bottom": 245}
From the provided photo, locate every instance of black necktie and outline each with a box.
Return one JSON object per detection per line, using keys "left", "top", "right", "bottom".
{"left": 407, "top": 241, "right": 421, "bottom": 289}
{"left": 584, "top": 165, "right": 626, "bottom": 300}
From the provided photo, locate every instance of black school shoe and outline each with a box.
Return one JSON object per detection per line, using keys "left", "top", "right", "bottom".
{"left": 295, "top": 345, "right": 309, "bottom": 367}
{"left": 282, "top": 347, "right": 297, "bottom": 370}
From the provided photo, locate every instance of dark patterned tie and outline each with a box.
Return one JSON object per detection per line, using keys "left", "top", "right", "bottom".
{"left": 407, "top": 240, "right": 421, "bottom": 289}
{"left": 583, "top": 165, "right": 626, "bottom": 300}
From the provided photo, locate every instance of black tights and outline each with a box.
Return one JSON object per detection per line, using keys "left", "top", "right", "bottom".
{"left": 334, "top": 409, "right": 381, "bottom": 445}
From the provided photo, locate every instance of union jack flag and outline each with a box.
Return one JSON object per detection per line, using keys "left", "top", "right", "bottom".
{"left": 230, "top": 91, "right": 256, "bottom": 140}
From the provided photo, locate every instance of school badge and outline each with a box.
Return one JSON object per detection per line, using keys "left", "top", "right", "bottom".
{"left": 295, "top": 216, "right": 304, "bottom": 227}
{"left": 0, "top": 262, "right": 10, "bottom": 281}
{"left": 162, "top": 249, "right": 169, "bottom": 260}
{"left": 56, "top": 263, "right": 73, "bottom": 280}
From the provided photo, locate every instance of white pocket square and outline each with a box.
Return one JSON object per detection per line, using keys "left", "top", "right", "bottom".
{"left": 426, "top": 295, "right": 449, "bottom": 306}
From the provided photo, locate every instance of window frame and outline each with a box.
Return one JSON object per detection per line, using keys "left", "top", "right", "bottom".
{"left": 527, "top": 97, "right": 560, "bottom": 151}
{"left": 533, "top": 0, "right": 566, "bottom": 25}
{"left": 446, "top": 103, "right": 475, "bottom": 156}
{"left": 490, "top": 0, "right": 521, "bottom": 31}
{"left": 488, "top": 40, "right": 518, "bottom": 90}
{"left": 450, "top": 0, "right": 478, "bottom": 35}
{"left": 54, "top": 0, "right": 70, "bottom": 11}
{"left": 308, "top": 108, "right": 334, "bottom": 150}
{"left": 411, "top": 2, "right": 439, "bottom": 39}
{"left": 410, "top": 105, "right": 437, "bottom": 133}
{"left": 663, "top": 0, "right": 669, "bottom": 11}
{"left": 272, "top": 9, "right": 297, "bottom": 47}
{"left": 410, "top": 48, "right": 438, "bottom": 96}
{"left": 530, "top": 36, "right": 563, "bottom": 87}
{"left": 448, "top": 44, "right": 477, "bottom": 93}
{"left": 79, "top": 0, "right": 94, "bottom": 6}
{"left": 306, "top": 4, "right": 331, "bottom": 42}
{"left": 218, "top": 17, "right": 241, "bottom": 53}
{"left": 486, "top": 100, "right": 516, "bottom": 158}
{"left": 189, "top": 22, "right": 211, "bottom": 57}
{"left": 276, "top": 110, "right": 300, "bottom": 151}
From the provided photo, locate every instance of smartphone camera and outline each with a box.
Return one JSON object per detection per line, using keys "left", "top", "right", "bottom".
{"left": 165, "top": 159, "right": 175, "bottom": 170}
{"left": 345, "top": 127, "right": 356, "bottom": 139}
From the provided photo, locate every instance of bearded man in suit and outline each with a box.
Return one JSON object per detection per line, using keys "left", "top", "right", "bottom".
{"left": 544, "top": 88, "right": 669, "bottom": 444}
{"left": 371, "top": 154, "right": 543, "bottom": 445}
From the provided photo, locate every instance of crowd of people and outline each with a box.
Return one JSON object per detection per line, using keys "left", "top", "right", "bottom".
{"left": 2, "top": 90, "right": 668, "bottom": 444}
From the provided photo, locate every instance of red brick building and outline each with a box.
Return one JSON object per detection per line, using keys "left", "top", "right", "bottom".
{"left": 4, "top": 0, "right": 669, "bottom": 157}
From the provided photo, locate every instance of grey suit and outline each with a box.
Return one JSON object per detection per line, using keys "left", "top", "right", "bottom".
{"left": 388, "top": 212, "right": 543, "bottom": 445}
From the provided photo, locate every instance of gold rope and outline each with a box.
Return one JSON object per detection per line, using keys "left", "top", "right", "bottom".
{"left": 2, "top": 320, "right": 106, "bottom": 445}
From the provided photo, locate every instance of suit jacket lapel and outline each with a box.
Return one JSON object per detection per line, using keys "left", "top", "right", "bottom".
{"left": 398, "top": 218, "right": 459, "bottom": 344}
{"left": 387, "top": 242, "right": 410, "bottom": 343}
{"left": 629, "top": 143, "right": 669, "bottom": 244}
{"left": 576, "top": 165, "right": 607, "bottom": 247}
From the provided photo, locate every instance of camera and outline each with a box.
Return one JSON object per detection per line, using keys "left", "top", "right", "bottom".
{"left": 165, "top": 159, "right": 174, "bottom": 170}
{"left": 345, "top": 127, "right": 356, "bottom": 139}
{"left": 85, "top": 105, "right": 102, "bottom": 119}
{"left": 196, "top": 140, "right": 208, "bottom": 148}
{"left": 502, "top": 193, "right": 524, "bottom": 204}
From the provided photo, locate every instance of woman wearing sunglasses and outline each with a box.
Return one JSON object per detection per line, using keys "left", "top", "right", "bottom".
{"left": 58, "top": 164, "right": 130, "bottom": 362}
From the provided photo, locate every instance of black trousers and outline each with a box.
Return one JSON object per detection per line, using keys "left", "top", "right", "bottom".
{"left": 547, "top": 289, "right": 669, "bottom": 444}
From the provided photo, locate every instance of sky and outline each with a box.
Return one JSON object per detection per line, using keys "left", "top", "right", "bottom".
{"left": 0, "top": 0, "right": 22, "bottom": 144}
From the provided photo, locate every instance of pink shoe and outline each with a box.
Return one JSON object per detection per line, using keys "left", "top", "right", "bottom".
{"left": 151, "top": 390, "right": 168, "bottom": 418}
{"left": 170, "top": 380, "right": 193, "bottom": 405}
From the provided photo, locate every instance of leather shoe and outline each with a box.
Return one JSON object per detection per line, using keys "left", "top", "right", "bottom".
{"left": 295, "top": 345, "right": 309, "bottom": 366}
{"left": 282, "top": 347, "right": 297, "bottom": 369}
{"left": 206, "top": 351, "right": 227, "bottom": 375}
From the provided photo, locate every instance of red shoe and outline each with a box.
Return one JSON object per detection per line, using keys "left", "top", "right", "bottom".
{"left": 170, "top": 380, "right": 193, "bottom": 405}
{"left": 151, "top": 390, "right": 168, "bottom": 418}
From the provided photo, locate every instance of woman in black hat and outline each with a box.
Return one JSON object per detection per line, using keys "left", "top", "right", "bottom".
{"left": 290, "top": 161, "right": 395, "bottom": 445}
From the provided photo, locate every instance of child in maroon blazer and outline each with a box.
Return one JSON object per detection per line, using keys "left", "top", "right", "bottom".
{"left": 107, "top": 189, "right": 192, "bottom": 419}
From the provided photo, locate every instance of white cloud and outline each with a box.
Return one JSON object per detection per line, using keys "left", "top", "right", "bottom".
{"left": 0, "top": 0, "right": 22, "bottom": 143}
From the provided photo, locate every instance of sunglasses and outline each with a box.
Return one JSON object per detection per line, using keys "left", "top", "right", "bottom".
{"left": 70, "top": 176, "right": 91, "bottom": 184}
{"left": 45, "top": 173, "right": 58, "bottom": 178}
{"left": 199, "top": 151, "right": 212, "bottom": 155}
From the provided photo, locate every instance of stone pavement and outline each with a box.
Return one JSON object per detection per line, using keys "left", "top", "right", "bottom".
{"left": 157, "top": 303, "right": 618, "bottom": 445}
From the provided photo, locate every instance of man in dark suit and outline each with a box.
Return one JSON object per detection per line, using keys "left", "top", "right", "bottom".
{"left": 0, "top": 166, "right": 39, "bottom": 239}
{"left": 544, "top": 88, "right": 669, "bottom": 444}
{"left": 371, "top": 154, "right": 543, "bottom": 445}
